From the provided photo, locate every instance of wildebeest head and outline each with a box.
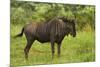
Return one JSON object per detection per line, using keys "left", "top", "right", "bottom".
{"left": 59, "top": 16, "right": 76, "bottom": 37}
{"left": 67, "top": 19, "right": 76, "bottom": 37}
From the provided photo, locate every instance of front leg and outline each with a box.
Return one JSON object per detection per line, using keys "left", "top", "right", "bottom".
{"left": 51, "top": 41, "right": 55, "bottom": 59}
{"left": 57, "top": 42, "right": 62, "bottom": 58}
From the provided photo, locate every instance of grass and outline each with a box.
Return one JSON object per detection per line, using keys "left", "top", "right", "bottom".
{"left": 10, "top": 25, "right": 95, "bottom": 66}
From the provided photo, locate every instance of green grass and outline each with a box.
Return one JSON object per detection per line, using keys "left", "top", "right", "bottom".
{"left": 10, "top": 25, "right": 95, "bottom": 66}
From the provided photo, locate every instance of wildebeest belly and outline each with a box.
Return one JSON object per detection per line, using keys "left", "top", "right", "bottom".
{"left": 36, "top": 33, "right": 50, "bottom": 43}
{"left": 35, "top": 24, "right": 50, "bottom": 43}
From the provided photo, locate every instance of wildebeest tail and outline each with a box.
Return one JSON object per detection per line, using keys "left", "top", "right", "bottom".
{"left": 14, "top": 27, "right": 24, "bottom": 38}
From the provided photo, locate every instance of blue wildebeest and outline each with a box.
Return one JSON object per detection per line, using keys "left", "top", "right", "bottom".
{"left": 15, "top": 17, "right": 76, "bottom": 60}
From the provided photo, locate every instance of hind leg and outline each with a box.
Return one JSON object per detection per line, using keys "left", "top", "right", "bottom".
{"left": 24, "top": 40, "right": 34, "bottom": 60}
{"left": 24, "top": 33, "right": 35, "bottom": 60}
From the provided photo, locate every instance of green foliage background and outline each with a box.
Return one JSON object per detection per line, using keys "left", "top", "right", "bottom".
{"left": 10, "top": 0, "right": 95, "bottom": 66}
{"left": 11, "top": 1, "right": 95, "bottom": 31}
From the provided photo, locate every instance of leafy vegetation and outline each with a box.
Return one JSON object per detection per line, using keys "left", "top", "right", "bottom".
{"left": 11, "top": 1, "right": 95, "bottom": 30}
{"left": 10, "top": 0, "right": 95, "bottom": 66}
